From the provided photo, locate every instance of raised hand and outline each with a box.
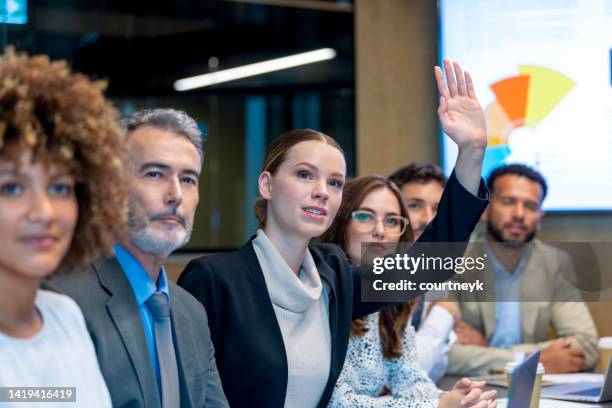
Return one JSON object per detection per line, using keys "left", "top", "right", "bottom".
{"left": 434, "top": 59, "right": 487, "bottom": 195}
{"left": 435, "top": 60, "right": 487, "bottom": 149}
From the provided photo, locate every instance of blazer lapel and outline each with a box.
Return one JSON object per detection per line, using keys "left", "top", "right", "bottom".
{"left": 95, "top": 257, "right": 161, "bottom": 408}
{"left": 518, "top": 244, "right": 539, "bottom": 342}
{"left": 311, "top": 253, "right": 339, "bottom": 407}
{"left": 520, "top": 302, "right": 539, "bottom": 343}
{"left": 238, "top": 240, "right": 289, "bottom": 405}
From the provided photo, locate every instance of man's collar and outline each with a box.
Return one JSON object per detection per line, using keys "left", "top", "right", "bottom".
{"left": 113, "top": 244, "right": 169, "bottom": 306}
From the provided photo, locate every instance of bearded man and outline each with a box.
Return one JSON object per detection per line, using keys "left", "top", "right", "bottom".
{"left": 52, "top": 109, "right": 228, "bottom": 408}
{"left": 448, "top": 164, "right": 598, "bottom": 376}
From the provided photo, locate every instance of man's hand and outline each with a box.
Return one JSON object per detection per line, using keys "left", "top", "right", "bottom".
{"left": 455, "top": 320, "right": 488, "bottom": 347}
{"left": 541, "top": 339, "right": 585, "bottom": 373}
{"left": 430, "top": 300, "right": 461, "bottom": 323}
{"left": 438, "top": 378, "right": 497, "bottom": 408}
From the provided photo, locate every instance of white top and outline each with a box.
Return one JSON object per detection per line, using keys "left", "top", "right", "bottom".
{"left": 414, "top": 304, "right": 456, "bottom": 382}
{"left": 0, "top": 289, "right": 112, "bottom": 408}
{"left": 253, "top": 229, "right": 331, "bottom": 408}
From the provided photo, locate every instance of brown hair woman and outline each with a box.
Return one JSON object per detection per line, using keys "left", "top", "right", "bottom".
{"left": 320, "top": 175, "right": 497, "bottom": 407}
{"left": 178, "top": 60, "right": 491, "bottom": 408}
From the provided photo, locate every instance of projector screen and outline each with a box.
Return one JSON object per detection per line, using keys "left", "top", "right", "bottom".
{"left": 439, "top": 0, "right": 612, "bottom": 211}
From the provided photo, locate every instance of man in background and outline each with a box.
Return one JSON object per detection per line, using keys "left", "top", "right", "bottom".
{"left": 448, "top": 163, "right": 598, "bottom": 376}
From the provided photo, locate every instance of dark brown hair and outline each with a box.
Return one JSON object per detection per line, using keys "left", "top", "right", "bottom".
{"left": 253, "top": 128, "right": 344, "bottom": 228}
{"left": 487, "top": 163, "right": 547, "bottom": 202}
{"left": 0, "top": 47, "right": 127, "bottom": 273}
{"left": 318, "top": 175, "right": 415, "bottom": 359}
{"left": 388, "top": 163, "right": 447, "bottom": 189}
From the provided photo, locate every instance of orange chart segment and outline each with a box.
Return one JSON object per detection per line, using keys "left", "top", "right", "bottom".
{"left": 486, "top": 100, "right": 512, "bottom": 146}
{"left": 519, "top": 65, "right": 575, "bottom": 128}
{"left": 490, "top": 75, "right": 530, "bottom": 123}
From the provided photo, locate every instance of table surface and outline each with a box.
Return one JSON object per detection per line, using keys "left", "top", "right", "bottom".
{"left": 438, "top": 376, "right": 612, "bottom": 407}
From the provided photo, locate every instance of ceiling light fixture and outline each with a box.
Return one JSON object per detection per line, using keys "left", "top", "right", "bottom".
{"left": 174, "top": 47, "right": 337, "bottom": 91}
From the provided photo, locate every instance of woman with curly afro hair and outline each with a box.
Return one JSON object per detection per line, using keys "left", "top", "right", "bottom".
{"left": 0, "top": 47, "right": 127, "bottom": 407}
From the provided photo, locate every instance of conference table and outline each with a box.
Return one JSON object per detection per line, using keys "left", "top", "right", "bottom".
{"left": 438, "top": 376, "right": 612, "bottom": 407}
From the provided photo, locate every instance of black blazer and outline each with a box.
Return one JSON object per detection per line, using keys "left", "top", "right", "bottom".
{"left": 178, "top": 171, "right": 488, "bottom": 408}
{"left": 51, "top": 257, "right": 229, "bottom": 408}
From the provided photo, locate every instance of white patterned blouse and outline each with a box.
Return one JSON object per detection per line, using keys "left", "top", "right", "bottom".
{"left": 328, "top": 312, "right": 444, "bottom": 407}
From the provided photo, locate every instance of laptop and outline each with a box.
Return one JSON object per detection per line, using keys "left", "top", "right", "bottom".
{"left": 505, "top": 349, "right": 541, "bottom": 408}
{"left": 541, "top": 356, "right": 612, "bottom": 403}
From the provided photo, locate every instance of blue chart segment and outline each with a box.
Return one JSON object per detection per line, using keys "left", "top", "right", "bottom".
{"left": 482, "top": 145, "right": 511, "bottom": 177}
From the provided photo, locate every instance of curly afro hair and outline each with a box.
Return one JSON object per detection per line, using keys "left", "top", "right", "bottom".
{"left": 0, "top": 47, "right": 128, "bottom": 273}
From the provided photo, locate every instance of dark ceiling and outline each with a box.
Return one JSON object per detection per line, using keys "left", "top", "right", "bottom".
{"left": 4, "top": 0, "right": 355, "bottom": 96}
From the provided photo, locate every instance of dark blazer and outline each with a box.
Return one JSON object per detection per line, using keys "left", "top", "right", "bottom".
{"left": 178, "top": 171, "right": 488, "bottom": 408}
{"left": 51, "top": 257, "right": 229, "bottom": 408}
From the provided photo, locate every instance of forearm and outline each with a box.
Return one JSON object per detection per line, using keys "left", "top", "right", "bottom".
{"left": 520, "top": 337, "right": 598, "bottom": 370}
{"left": 454, "top": 144, "right": 485, "bottom": 196}
{"left": 552, "top": 301, "right": 600, "bottom": 369}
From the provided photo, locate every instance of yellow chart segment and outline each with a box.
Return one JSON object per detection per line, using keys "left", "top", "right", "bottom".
{"left": 519, "top": 65, "right": 575, "bottom": 128}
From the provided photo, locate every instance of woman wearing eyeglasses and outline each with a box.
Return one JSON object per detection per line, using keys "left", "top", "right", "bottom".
{"left": 178, "top": 60, "right": 490, "bottom": 408}
{"left": 320, "top": 176, "right": 497, "bottom": 408}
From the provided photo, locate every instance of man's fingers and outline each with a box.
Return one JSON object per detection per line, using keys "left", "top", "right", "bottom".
{"left": 557, "top": 338, "right": 572, "bottom": 347}
{"left": 568, "top": 349, "right": 585, "bottom": 357}
{"left": 572, "top": 356, "right": 585, "bottom": 370}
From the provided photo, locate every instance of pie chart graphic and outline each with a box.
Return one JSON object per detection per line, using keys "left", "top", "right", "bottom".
{"left": 482, "top": 65, "right": 575, "bottom": 176}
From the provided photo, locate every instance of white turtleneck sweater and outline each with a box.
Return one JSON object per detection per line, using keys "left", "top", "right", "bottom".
{"left": 252, "top": 229, "right": 332, "bottom": 408}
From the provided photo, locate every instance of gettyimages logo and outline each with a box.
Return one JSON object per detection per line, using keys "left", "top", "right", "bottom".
{"left": 360, "top": 241, "right": 612, "bottom": 303}
{"left": 371, "top": 253, "right": 487, "bottom": 275}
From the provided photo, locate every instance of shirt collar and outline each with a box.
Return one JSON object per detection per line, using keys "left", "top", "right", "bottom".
{"left": 485, "top": 241, "right": 532, "bottom": 279}
{"left": 114, "top": 244, "right": 169, "bottom": 306}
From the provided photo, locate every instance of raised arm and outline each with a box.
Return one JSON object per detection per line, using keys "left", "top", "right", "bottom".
{"left": 351, "top": 62, "right": 489, "bottom": 319}
{"left": 435, "top": 60, "right": 487, "bottom": 196}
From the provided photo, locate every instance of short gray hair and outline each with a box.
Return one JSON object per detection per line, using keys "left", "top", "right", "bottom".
{"left": 121, "top": 108, "right": 204, "bottom": 163}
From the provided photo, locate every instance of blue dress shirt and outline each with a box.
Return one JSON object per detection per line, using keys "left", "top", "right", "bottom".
{"left": 487, "top": 244, "right": 529, "bottom": 349}
{"left": 114, "top": 244, "right": 170, "bottom": 391}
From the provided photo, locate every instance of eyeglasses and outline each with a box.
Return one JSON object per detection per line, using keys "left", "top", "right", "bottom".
{"left": 351, "top": 210, "right": 409, "bottom": 236}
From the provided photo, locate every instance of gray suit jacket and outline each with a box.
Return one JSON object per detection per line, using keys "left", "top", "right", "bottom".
{"left": 448, "top": 240, "right": 599, "bottom": 376}
{"left": 50, "top": 257, "right": 228, "bottom": 408}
